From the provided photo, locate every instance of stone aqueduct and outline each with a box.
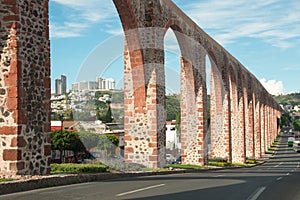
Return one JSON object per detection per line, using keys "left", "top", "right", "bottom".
{"left": 0, "top": 0, "right": 282, "bottom": 175}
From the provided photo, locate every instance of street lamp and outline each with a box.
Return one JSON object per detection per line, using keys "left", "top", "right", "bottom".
{"left": 59, "top": 113, "right": 64, "bottom": 134}
{"left": 58, "top": 113, "right": 64, "bottom": 163}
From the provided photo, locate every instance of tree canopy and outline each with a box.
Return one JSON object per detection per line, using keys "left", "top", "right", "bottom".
{"left": 293, "top": 120, "right": 300, "bottom": 131}
{"left": 51, "top": 130, "right": 86, "bottom": 163}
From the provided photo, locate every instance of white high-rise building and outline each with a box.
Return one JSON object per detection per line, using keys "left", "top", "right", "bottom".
{"left": 96, "top": 77, "right": 115, "bottom": 90}
{"left": 71, "top": 77, "right": 116, "bottom": 92}
{"left": 55, "top": 74, "right": 67, "bottom": 95}
{"left": 61, "top": 74, "right": 67, "bottom": 94}
{"left": 55, "top": 78, "right": 61, "bottom": 95}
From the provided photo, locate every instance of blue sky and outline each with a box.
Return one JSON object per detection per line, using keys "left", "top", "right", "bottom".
{"left": 49, "top": 0, "right": 300, "bottom": 95}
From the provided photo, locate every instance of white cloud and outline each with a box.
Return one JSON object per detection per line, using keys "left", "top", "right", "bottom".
{"left": 50, "top": 0, "right": 117, "bottom": 38}
{"left": 105, "top": 28, "right": 123, "bottom": 36}
{"left": 50, "top": 22, "right": 83, "bottom": 38}
{"left": 260, "top": 78, "right": 285, "bottom": 95}
{"left": 282, "top": 66, "right": 300, "bottom": 71}
{"left": 180, "top": 0, "right": 300, "bottom": 49}
{"left": 164, "top": 30, "right": 181, "bottom": 53}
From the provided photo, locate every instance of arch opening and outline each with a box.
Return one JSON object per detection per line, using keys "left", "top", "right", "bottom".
{"left": 164, "top": 28, "right": 181, "bottom": 165}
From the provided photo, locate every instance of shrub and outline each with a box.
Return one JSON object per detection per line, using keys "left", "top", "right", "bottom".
{"left": 268, "top": 147, "right": 275, "bottom": 151}
{"left": 0, "top": 178, "right": 13, "bottom": 182}
{"left": 166, "top": 164, "right": 208, "bottom": 169}
{"left": 208, "top": 158, "right": 228, "bottom": 163}
{"left": 103, "top": 160, "right": 145, "bottom": 172}
{"left": 51, "top": 163, "right": 108, "bottom": 174}
{"left": 265, "top": 151, "right": 273, "bottom": 154}
{"left": 208, "top": 161, "right": 231, "bottom": 167}
{"left": 246, "top": 159, "right": 257, "bottom": 164}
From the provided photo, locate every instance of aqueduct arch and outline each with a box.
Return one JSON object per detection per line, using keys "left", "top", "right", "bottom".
{"left": 0, "top": 0, "right": 283, "bottom": 175}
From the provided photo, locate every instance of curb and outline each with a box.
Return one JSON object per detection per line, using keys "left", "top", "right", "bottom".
{"left": 0, "top": 162, "right": 267, "bottom": 195}
{"left": 0, "top": 169, "right": 196, "bottom": 195}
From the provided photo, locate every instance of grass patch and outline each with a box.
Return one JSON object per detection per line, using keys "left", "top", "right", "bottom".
{"left": 231, "top": 163, "right": 249, "bottom": 167}
{"left": 265, "top": 151, "right": 274, "bottom": 154}
{"left": 0, "top": 178, "right": 13, "bottom": 182}
{"left": 208, "top": 161, "right": 231, "bottom": 167}
{"left": 50, "top": 163, "right": 108, "bottom": 174}
{"left": 166, "top": 164, "right": 210, "bottom": 170}
{"left": 246, "top": 159, "right": 257, "bottom": 164}
{"left": 142, "top": 168, "right": 170, "bottom": 172}
{"left": 268, "top": 147, "right": 276, "bottom": 151}
{"left": 208, "top": 158, "right": 228, "bottom": 162}
{"left": 270, "top": 143, "right": 277, "bottom": 147}
{"left": 208, "top": 158, "right": 231, "bottom": 167}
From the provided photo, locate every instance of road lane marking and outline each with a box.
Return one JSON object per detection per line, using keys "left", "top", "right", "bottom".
{"left": 276, "top": 177, "right": 283, "bottom": 181}
{"left": 247, "top": 187, "right": 266, "bottom": 200}
{"left": 274, "top": 162, "right": 283, "bottom": 168}
{"left": 213, "top": 174, "right": 225, "bottom": 177}
{"left": 297, "top": 162, "right": 300, "bottom": 168}
{"left": 116, "top": 184, "right": 165, "bottom": 197}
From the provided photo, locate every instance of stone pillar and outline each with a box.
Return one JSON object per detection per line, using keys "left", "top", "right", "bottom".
{"left": 265, "top": 105, "right": 270, "bottom": 150}
{"left": 231, "top": 69, "right": 246, "bottom": 163}
{"left": 260, "top": 104, "right": 266, "bottom": 156}
{"left": 254, "top": 99, "right": 262, "bottom": 159}
{"left": 0, "top": 0, "right": 51, "bottom": 176}
{"left": 122, "top": 26, "right": 166, "bottom": 168}
{"left": 271, "top": 108, "right": 276, "bottom": 142}
{"left": 180, "top": 55, "right": 207, "bottom": 166}
{"left": 245, "top": 86, "right": 255, "bottom": 159}
{"left": 209, "top": 60, "right": 231, "bottom": 162}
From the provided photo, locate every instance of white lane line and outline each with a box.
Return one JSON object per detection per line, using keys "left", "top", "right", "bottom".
{"left": 213, "top": 174, "right": 225, "bottom": 177}
{"left": 247, "top": 187, "right": 266, "bottom": 200}
{"left": 297, "top": 162, "right": 300, "bottom": 168}
{"left": 274, "top": 162, "right": 283, "bottom": 168}
{"left": 277, "top": 177, "right": 283, "bottom": 181}
{"left": 116, "top": 184, "right": 165, "bottom": 197}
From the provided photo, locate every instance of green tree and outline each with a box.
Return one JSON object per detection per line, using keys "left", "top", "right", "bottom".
{"left": 64, "top": 132, "right": 85, "bottom": 163}
{"left": 51, "top": 130, "right": 85, "bottom": 163}
{"left": 78, "top": 132, "right": 100, "bottom": 150}
{"left": 105, "top": 105, "right": 113, "bottom": 123}
{"left": 293, "top": 119, "right": 300, "bottom": 131}
{"left": 51, "top": 112, "right": 59, "bottom": 120}
{"left": 64, "top": 109, "right": 74, "bottom": 120}
{"left": 111, "top": 91, "right": 124, "bottom": 104}
{"left": 51, "top": 130, "right": 69, "bottom": 163}
{"left": 166, "top": 95, "right": 180, "bottom": 121}
{"left": 97, "top": 134, "right": 119, "bottom": 157}
{"left": 95, "top": 100, "right": 108, "bottom": 109}
{"left": 73, "top": 111, "right": 95, "bottom": 121}
{"left": 280, "top": 112, "right": 291, "bottom": 128}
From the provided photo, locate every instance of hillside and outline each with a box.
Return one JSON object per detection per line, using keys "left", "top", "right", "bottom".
{"left": 274, "top": 93, "right": 300, "bottom": 106}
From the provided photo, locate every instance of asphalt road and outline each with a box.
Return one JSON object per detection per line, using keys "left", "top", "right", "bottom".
{"left": 1, "top": 134, "right": 300, "bottom": 200}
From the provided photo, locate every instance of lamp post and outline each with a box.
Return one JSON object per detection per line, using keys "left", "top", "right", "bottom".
{"left": 59, "top": 114, "right": 64, "bottom": 133}
{"left": 59, "top": 113, "right": 64, "bottom": 163}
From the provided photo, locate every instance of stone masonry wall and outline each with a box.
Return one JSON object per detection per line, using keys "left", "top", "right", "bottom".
{"left": 114, "top": 0, "right": 283, "bottom": 167}
{"left": 0, "top": 0, "right": 283, "bottom": 176}
{"left": 0, "top": 0, "right": 51, "bottom": 176}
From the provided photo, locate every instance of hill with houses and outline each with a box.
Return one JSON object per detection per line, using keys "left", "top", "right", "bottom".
{"left": 274, "top": 93, "right": 300, "bottom": 109}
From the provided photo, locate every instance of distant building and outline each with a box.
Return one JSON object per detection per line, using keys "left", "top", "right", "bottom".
{"left": 61, "top": 74, "right": 67, "bottom": 94}
{"left": 97, "top": 77, "right": 115, "bottom": 90}
{"left": 72, "top": 77, "right": 116, "bottom": 92}
{"left": 55, "top": 74, "right": 67, "bottom": 95}
{"left": 294, "top": 105, "right": 300, "bottom": 112}
{"left": 55, "top": 78, "right": 61, "bottom": 95}
{"left": 72, "top": 81, "right": 98, "bottom": 91}
{"left": 166, "top": 120, "right": 180, "bottom": 150}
